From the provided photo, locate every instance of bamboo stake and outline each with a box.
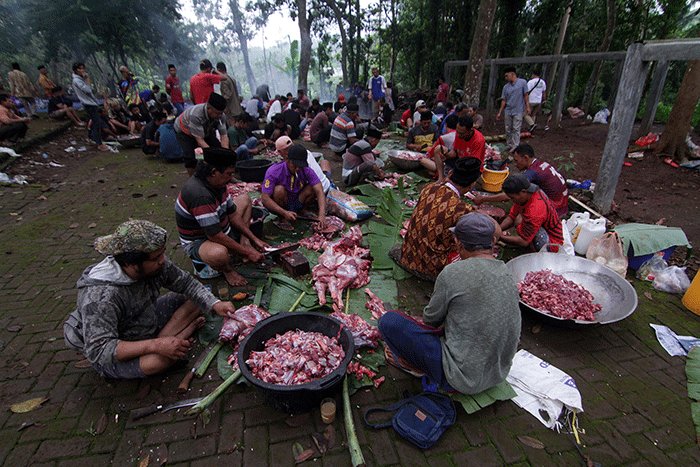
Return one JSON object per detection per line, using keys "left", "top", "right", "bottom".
{"left": 184, "top": 369, "right": 242, "bottom": 416}
{"left": 289, "top": 291, "right": 307, "bottom": 312}
{"left": 343, "top": 377, "right": 366, "bottom": 466}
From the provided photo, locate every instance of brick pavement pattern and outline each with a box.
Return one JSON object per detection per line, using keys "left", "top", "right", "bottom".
{"left": 1, "top": 130, "right": 700, "bottom": 466}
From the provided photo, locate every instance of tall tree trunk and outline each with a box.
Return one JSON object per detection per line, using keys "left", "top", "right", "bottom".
{"left": 463, "top": 0, "right": 498, "bottom": 106}
{"left": 655, "top": 60, "right": 700, "bottom": 163}
{"left": 230, "top": 0, "right": 257, "bottom": 93}
{"left": 389, "top": 0, "right": 397, "bottom": 81}
{"left": 297, "top": 0, "right": 312, "bottom": 91}
{"left": 324, "top": 0, "right": 349, "bottom": 87}
{"left": 546, "top": 2, "right": 571, "bottom": 95}
{"left": 581, "top": 0, "right": 616, "bottom": 115}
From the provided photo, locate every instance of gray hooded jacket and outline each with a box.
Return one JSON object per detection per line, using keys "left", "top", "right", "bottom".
{"left": 64, "top": 256, "right": 218, "bottom": 370}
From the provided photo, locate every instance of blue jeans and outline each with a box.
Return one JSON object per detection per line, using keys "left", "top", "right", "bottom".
{"left": 299, "top": 118, "right": 308, "bottom": 132}
{"left": 378, "top": 311, "right": 454, "bottom": 391}
{"left": 173, "top": 102, "right": 185, "bottom": 116}
{"left": 234, "top": 136, "right": 259, "bottom": 161}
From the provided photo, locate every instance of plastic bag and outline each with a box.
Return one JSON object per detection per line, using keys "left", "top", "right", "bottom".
{"left": 652, "top": 266, "right": 691, "bottom": 293}
{"left": 592, "top": 109, "right": 610, "bottom": 124}
{"left": 636, "top": 255, "right": 668, "bottom": 282}
{"left": 586, "top": 232, "right": 628, "bottom": 276}
{"left": 326, "top": 189, "right": 374, "bottom": 222}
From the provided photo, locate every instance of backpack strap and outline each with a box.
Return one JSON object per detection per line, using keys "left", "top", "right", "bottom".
{"left": 364, "top": 391, "right": 414, "bottom": 429}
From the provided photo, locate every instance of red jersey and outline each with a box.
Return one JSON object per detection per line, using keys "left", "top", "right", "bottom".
{"left": 452, "top": 129, "right": 486, "bottom": 166}
{"left": 189, "top": 72, "right": 221, "bottom": 104}
{"left": 508, "top": 190, "right": 563, "bottom": 245}
{"left": 165, "top": 75, "right": 184, "bottom": 103}
{"left": 523, "top": 158, "right": 569, "bottom": 217}
{"left": 400, "top": 109, "right": 412, "bottom": 126}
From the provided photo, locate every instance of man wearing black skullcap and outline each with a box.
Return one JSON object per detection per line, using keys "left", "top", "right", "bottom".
{"left": 175, "top": 147, "right": 270, "bottom": 287}
{"left": 174, "top": 92, "right": 230, "bottom": 176}
{"left": 329, "top": 102, "right": 360, "bottom": 156}
{"left": 397, "top": 157, "right": 481, "bottom": 280}
{"left": 342, "top": 126, "right": 384, "bottom": 186}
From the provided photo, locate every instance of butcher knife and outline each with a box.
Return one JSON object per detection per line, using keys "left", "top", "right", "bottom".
{"left": 130, "top": 397, "right": 204, "bottom": 420}
{"left": 264, "top": 243, "right": 301, "bottom": 257}
{"left": 177, "top": 341, "right": 216, "bottom": 394}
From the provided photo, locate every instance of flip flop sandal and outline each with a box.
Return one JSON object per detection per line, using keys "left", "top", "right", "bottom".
{"left": 384, "top": 346, "right": 425, "bottom": 378}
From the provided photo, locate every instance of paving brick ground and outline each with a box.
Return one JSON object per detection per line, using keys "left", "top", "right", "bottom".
{"left": 1, "top": 124, "right": 700, "bottom": 466}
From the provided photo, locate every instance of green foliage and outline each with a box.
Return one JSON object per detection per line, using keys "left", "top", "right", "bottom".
{"left": 554, "top": 152, "right": 577, "bottom": 177}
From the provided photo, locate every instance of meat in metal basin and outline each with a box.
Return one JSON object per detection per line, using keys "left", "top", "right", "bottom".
{"left": 506, "top": 252, "right": 638, "bottom": 326}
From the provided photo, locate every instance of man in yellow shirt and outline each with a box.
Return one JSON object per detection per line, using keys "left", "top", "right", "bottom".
{"left": 37, "top": 65, "right": 56, "bottom": 98}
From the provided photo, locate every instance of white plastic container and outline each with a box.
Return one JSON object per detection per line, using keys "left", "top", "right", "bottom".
{"left": 575, "top": 218, "right": 607, "bottom": 255}
{"left": 566, "top": 212, "right": 590, "bottom": 246}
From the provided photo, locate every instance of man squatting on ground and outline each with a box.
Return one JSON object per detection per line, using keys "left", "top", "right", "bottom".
{"left": 63, "top": 220, "right": 239, "bottom": 379}
{"left": 176, "top": 148, "right": 269, "bottom": 287}
{"left": 379, "top": 212, "right": 521, "bottom": 393}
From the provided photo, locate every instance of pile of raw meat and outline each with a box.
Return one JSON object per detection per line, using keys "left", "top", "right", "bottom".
{"left": 314, "top": 215, "right": 346, "bottom": 239}
{"left": 312, "top": 226, "right": 372, "bottom": 313}
{"left": 227, "top": 182, "right": 261, "bottom": 198}
{"left": 370, "top": 172, "right": 411, "bottom": 189}
{"left": 299, "top": 233, "right": 327, "bottom": 251}
{"left": 399, "top": 219, "right": 411, "bottom": 238}
{"left": 245, "top": 330, "right": 345, "bottom": 385}
{"left": 393, "top": 151, "right": 425, "bottom": 161}
{"left": 518, "top": 269, "right": 602, "bottom": 321}
{"left": 220, "top": 305, "right": 271, "bottom": 371}
{"left": 330, "top": 311, "right": 381, "bottom": 348}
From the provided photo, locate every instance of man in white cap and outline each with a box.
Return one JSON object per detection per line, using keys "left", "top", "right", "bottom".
{"left": 64, "top": 220, "right": 238, "bottom": 379}
{"left": 379, "top": 212, "right": 521, "bottom": 394}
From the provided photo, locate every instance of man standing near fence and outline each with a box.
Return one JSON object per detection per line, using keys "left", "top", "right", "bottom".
{"left": 523, "top": 70, "right": 546, "bottom": 132}
{"left": 496, "top": 67, "right": 530, "bottom": 152}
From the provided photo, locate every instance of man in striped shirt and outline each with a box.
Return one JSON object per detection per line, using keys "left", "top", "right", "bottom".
{"left": 329, "top": 103, "right": 360, "bottom": 156}
{"left": 175, "top": 148, "right": 269, "bottom": 287}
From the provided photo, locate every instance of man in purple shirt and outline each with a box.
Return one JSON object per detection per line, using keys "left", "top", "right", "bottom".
{"left": 261, "top": 144, "right": 327, "bottom": 230}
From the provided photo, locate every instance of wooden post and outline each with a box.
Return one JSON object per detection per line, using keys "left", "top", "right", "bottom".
{"left": 607, "top": 60, "right": 624, "bottom": 111}
{"left": 594, "top": 42, "right": 650, "bottom": 215}
{"left": 638, "top": 60, "right": 669, "bottom": 136}
{"left": 551, "top": 57, "right": 570, "bottom": 128}
{"left": 486, "top": 60, "right": 497, "bottom": 116}
{"left": 444, "top": 62, "right": 451, "bottom": 85}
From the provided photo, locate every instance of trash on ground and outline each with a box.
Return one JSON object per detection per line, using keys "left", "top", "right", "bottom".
{"left": 0, "top": 173, "right": 28, "bottom": 184}
{"left": 506, "top": 350, "right": 583, "bottom": 430}
{"left": 650, "top": 323, "right": 700, "bottom": 356}
{"left": 0, "top": 147, "right": 22, "bottom": 157}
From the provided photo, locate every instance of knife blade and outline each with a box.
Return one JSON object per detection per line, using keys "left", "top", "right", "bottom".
{"left": 130, "top": 397, "right": 204, "bottom": 420}
{"left": 177, "top": 341, "right": 216, "bottom": 394}
{"left": 264, "top": 243, "right": 301, "bottom": 257}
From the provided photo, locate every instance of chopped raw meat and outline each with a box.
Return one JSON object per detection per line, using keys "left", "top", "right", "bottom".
{"left": 484, "top": 144, "right": 500, "bottom": 160}
{"left": 245, "top": 330, "right": 345, "bottom": 385}
{"left": 220, "top": 305, "right": 270, "bottom": 371}
{"left": 331, "top": 311, "right": 382, "bottom": 348}
{"left": 314, "top": 215, "right": 346, "bottom": 239}
{"left": 370, "top": 172, "right": 413, "bottom": 189}
{"left": 399, "top": 219, "right": 411, "bottom": 238}
{"left": 373, "top": 376, "right": 385, "bottom": 388}
{"left": 313, "top": 227, "right": 372, "bottom": 313}
{"left": 393, "top": 151, "right": 425, "bottom": 161}
{"left": 219, "top": 305, "right": 270, "bottom": 343}
{"left": 346, "top": 361, "right": 376, "bottom": 380}
{"left": 300, "top": 233, "right": 327, "bottom": 251}
{"left": 403, "top": 199, "right": 417, "bottom": 208}
{"left": 364, "top": 288, "right": 387, "bottom": 320}
{"left": 518, "top": 269, "right": 601, "bottom": 321}
{"left": 227, "top": 182, "right": 261, "bottom": 199}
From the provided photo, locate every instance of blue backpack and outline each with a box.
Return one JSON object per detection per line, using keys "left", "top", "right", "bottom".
{"left": 364, "top": 391, "right": 456, "bottom": 449}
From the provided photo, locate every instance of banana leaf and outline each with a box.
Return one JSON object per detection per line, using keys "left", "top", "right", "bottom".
{"left": 348, "top": 184, "right": 383, "bottom": 198}
{"left": 267, "top": 273, "right": 322, "bottom": 314}
{"left": 450, "top": 380, "right": 517, "bottom": 414}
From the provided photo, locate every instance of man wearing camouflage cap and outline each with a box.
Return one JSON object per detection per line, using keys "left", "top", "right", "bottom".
{"left": 64, "top": 220, "right": 237, "bottom": 379}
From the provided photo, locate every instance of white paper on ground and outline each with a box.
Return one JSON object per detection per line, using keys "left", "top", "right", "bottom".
{"left": 650, "top": 323, "right": 700, "bottom": 356}
{"left": 506, "top": 349, "right": 583, "bottom": 430}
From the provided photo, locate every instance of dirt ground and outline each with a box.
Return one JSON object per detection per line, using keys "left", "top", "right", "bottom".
{"left": 6, "top": 115, "right": 700, "bottom": 277}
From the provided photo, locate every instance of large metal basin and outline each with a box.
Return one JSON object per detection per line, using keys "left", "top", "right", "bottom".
{"left": 507, "top": 253, "right": 638, "bottom": 326}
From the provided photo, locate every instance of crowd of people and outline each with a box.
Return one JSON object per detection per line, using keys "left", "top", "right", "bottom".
{"left": 43, "top": 57, "right": 567, "bottom": 400}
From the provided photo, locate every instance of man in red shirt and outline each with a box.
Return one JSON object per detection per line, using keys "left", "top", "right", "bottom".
{"left": 472, "top": 143, "right": 569, "bottom": 217}
{"left": 165, "top": 64, "right": 185, "bottom": 116}
{"left": 189, "top": 59, "right": 226, "bottom": 105}
{"left": 499, "top": 174, "right": 563, "bottom": 251}
{"left": 436, "top": 77, "right": 449, "bottom": 102}
{"left": 432, "top": 115, "right": 485, "bottom": 183}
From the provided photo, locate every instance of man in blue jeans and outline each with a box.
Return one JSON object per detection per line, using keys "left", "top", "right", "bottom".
{"left": 379, "top": 212, "right": 521, "bottom": 394}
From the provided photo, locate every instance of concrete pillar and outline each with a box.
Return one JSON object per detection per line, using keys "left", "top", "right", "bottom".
{"left": 594, "top": 42, "right": 650, "bottom": 214}
{"left": 551, "top": 57, "right": 570, "bottom": 128}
